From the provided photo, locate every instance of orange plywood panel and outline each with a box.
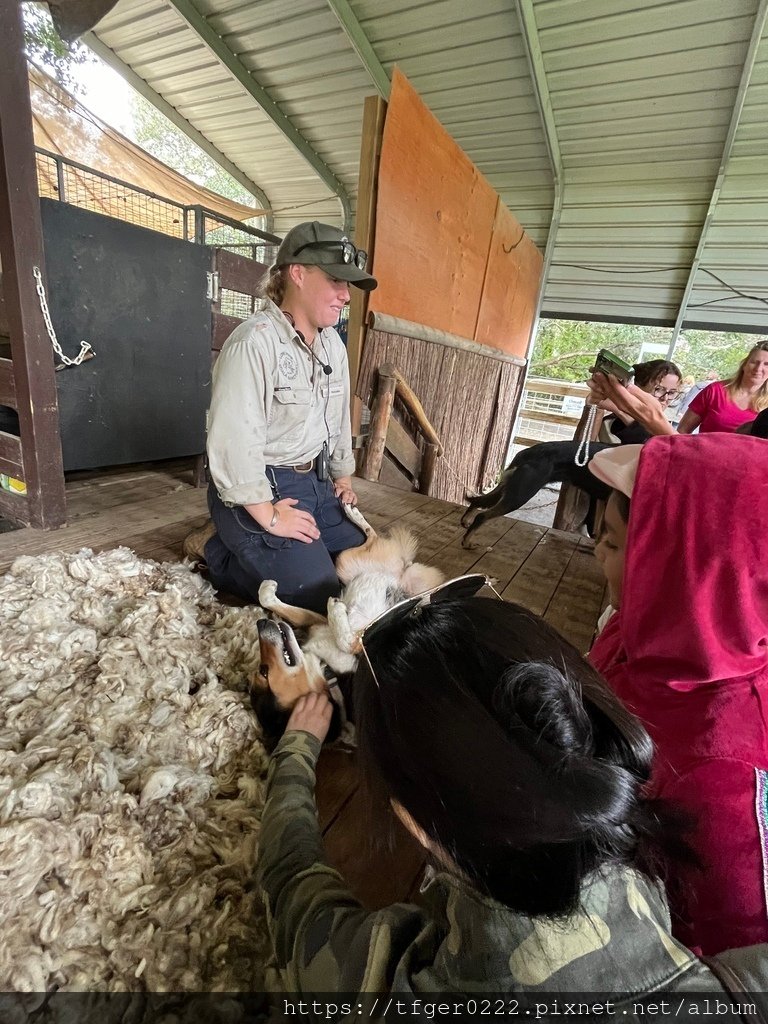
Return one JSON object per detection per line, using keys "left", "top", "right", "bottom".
{"left": 369, "top": 69, "right": 498, "bottom": 341}
{"left": 475, "top": 200, "right": 544, "bottom": 358}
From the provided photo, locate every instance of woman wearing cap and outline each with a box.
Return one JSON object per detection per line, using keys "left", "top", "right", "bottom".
{"left": 588, "top": 435, "right": 768, "bottom": 956}
{"left": 186, "top": 221, "right": 377, "bottom": 614}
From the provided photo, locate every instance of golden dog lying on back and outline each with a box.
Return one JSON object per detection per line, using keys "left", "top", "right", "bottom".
{"left": 250, "top": 504, "right": 443, "bottom": 744}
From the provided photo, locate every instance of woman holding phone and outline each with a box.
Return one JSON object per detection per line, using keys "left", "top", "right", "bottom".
{"left": 590, "top": 341, "right": 768, "bottom": 437}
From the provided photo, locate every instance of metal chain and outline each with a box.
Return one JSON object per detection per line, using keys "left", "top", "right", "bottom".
{"left": 33, "top": 266, "right": 94, "bottom": 366}
{"left": 574, "top": 402, "right": 598, "bottom": 467}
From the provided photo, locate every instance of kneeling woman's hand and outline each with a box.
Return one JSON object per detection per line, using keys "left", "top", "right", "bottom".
{"left": 286, "top": 692, "right": 333, "bottom": 743}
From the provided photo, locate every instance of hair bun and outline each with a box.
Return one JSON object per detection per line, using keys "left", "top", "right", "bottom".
{"left": 495, "top": 662, "right": 593, "bottom": 756}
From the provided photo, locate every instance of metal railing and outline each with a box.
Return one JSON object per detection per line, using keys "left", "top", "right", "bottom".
{"left": 513, "top": 377, "right": 588, "bottom": 447}
{"left": 34, "top": 148, "right": 280, "bottom": 256}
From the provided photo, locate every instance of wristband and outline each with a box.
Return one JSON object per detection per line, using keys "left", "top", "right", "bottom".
{"left": 268, "top": 506, "right": 280, "bottom": 530}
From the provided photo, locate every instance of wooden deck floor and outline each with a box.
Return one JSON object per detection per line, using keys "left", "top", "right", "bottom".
{"left": 0, "top": 459, "right": 608, "bottom": 910}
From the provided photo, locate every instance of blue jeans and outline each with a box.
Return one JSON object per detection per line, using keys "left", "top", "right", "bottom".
{"left": 204, "top": 469, "right": 366, "bottom": 614}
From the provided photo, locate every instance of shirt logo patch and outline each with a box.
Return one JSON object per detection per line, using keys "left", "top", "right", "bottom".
{"left": 279, "top": 352, "right": 298, "bottom": 380}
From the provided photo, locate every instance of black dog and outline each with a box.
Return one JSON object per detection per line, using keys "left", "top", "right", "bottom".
{"left": 460, "top": 441, "right": 614, "bottom": 547}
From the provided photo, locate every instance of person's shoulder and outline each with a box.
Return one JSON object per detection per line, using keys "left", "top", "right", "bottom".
{"left": 221, "top": 311, "right": 280, "bottom": 353}
{"left": 690, "top": 379, "right": 721, "bottom": 409}
{"left": 321, "top": 326, "right": 347, "bottom": 355}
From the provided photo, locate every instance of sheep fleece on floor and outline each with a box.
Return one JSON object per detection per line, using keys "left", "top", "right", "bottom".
{"left": 0, "top": 548, "right": 271, "bottom": 992}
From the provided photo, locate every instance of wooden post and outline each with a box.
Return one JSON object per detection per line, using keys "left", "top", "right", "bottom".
{"left": 552, "top": 405, "right": 605, "bottom": 533}
{"left": 391, "top": 367, "right": 443, "bottom": 453}
{"left": 0, "top": 0, "right": 65, "bottom": 528}
{"left": 348, "top": 94, "right": 386, "bottom": 412}
{"left": 359, "top": 366, "right": 397, "bottom": 481}
{"left": 418, "top": 442, "right": 439, "bottom": 495}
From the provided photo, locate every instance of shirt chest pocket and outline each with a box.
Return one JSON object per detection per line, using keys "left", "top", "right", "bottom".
{"left": 269, "top": 387, "right": 311, "bottom": 439}
{"left": 322, "top": 380, "right": 345, "bottom": 416}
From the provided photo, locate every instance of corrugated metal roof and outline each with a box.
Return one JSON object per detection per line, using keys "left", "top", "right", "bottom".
{"left": 90, "top": 0, "right": 768, "bottom": 333}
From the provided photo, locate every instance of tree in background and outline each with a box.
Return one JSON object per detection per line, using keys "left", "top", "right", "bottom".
{"left": 531, "top": 319, "right": 759, "bottom": 383}
{"left": 23, "top": 3, "right": 256, "bottom": 213}
{"left": 132, "top": 95, "right": 255, "bottom": 208}
{"left": 23, "top": 2, "right": 93, "bottom": 90}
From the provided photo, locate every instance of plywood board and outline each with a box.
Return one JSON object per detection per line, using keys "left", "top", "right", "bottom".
{"left": 475, "top": 200, "right": 543, "bottom": 358}
{"left": 369, "top": 69, "right": 498, "bottom": 342}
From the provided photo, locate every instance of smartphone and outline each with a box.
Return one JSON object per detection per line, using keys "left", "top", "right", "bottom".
{"left": 594, "top": 349, "right": 634, "bottom": 386}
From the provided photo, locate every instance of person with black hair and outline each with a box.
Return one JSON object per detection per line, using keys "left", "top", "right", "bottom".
{"left": 460, "top": 360, "right": 682, "bottom": 546}
{"left": 597, "top": 359, "right": 682, "bottom": 443}
{"left": 256, "top": 595, "right": 767, "bottom": 1000}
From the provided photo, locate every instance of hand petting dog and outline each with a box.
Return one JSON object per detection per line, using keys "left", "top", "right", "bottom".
{"left": 286, "top": 692, "right": 333, "bottom": 742}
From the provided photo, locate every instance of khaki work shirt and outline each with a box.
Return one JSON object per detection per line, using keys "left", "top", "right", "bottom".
{"left": 206, "top": 299, "right": 355, "bottom": 507}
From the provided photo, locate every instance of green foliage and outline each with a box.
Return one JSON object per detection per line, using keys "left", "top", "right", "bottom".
{"left": 23, "top": 2, "right": 93, "bottom": 90}
{"left": 531, "top": 318, "right": 759, "bottom": 384}
{"left": 132, "top": 94, "right": 255, "bottom": 207}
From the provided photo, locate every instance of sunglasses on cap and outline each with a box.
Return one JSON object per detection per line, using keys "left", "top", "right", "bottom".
{"left": 359, "top": 573, "right": 503, "bottom": 687}
{"left": 294, "top": 237, "right": 368, "bottom": 271}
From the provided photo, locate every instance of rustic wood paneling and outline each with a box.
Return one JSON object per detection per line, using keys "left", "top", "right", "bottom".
{"left": 357, "top": 327, "right": 524, "bottom": 504}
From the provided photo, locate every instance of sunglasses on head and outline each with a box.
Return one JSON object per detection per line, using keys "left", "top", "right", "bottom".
{"left": 294, "top": 237, "right": 368, "bottom": 271}
{"left": 359, "top": 574, "right": 503, "bottom": 687}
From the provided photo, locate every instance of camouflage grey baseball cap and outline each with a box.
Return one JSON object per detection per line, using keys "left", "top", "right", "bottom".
{"left": 274, "top": 221, "right": 377, "bottom": 291}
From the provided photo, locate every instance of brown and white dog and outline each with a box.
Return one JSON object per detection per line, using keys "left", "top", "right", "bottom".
{"left": 250, "top": 504, "right": 443, "bottom": 745}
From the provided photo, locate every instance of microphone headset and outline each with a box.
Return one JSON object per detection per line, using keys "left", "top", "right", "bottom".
{"left": 282, "top": 310, "right": 332, "bottom": 375}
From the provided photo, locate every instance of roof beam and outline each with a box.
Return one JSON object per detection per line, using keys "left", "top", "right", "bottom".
{"left": 515, "top": 0, "right": 563, "bottom": 356}
{"left": 166, "top": 0, "right": 352, "bottom": 231}
{"left": 324, "top": 0, "right": 390, "bottom": 98}
{"left": 84, "top": 31, "right": 275, "bottom": 230}
{"left": 667, "top": 0, "right": 768, "bottom": 357}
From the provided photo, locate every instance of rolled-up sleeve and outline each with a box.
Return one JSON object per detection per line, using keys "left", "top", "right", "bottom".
{"left": 207, "top": 325, "right": 275, "bottom": 506}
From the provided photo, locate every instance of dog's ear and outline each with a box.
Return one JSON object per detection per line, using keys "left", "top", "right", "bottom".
{"left": 249, "top": 686, "right": 291, "bottom": 752}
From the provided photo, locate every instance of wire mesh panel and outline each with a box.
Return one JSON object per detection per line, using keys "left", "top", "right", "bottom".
{"left": 61, "top": 162, "right": 186, "bottom": 237}
{"left": 35, "top": 149, "right": 187, "bottom": 238}
{"left": 220, "top": 288, "right": 255, "bottom": 320}
{"left": 35, "top": 151, "right": 61, "bottom": 201}
{"left": 199, "top": 212, "right": 279, "bottom": 264}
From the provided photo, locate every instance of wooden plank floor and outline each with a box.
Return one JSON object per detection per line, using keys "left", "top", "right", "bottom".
{"left": 0, "top": 458, "right": 608, "bottom": 911}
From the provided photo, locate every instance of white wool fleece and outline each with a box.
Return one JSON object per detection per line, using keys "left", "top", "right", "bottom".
{"left": 0, "top": 547, "right": 273, "bottom": 992}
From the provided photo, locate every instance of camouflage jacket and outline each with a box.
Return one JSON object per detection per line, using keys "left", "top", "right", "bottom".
{"left": 257, "top": 731, "right": 768, "bottom": 1009}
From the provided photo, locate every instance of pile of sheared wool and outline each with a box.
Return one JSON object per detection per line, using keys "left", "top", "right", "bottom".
{"left": 0, "top": 547, "right": 271, "bottom": 994}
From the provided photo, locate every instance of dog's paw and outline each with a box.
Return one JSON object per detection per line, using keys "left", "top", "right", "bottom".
{"left": 258, "top": 580, "right": 279, "bottom": 608}
{"left": 342, "top": 503, "right": 375, "bottom": 536}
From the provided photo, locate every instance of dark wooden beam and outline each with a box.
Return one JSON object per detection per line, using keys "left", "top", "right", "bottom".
{"left": 0, "top": 357, "right": 15, "bottom": 408}
{"left": 0, "top": 484, "right": 28, "bottom": 526}
{"left": 0, "top": 429, "right": 23, "bottom": 476}
{"left": 0, "top": 0, "right": 66, "bottom": 528}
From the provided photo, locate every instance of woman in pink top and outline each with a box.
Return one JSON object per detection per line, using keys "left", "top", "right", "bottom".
{"left": 678, "top": 340, "right": 768, "bottom": 434}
